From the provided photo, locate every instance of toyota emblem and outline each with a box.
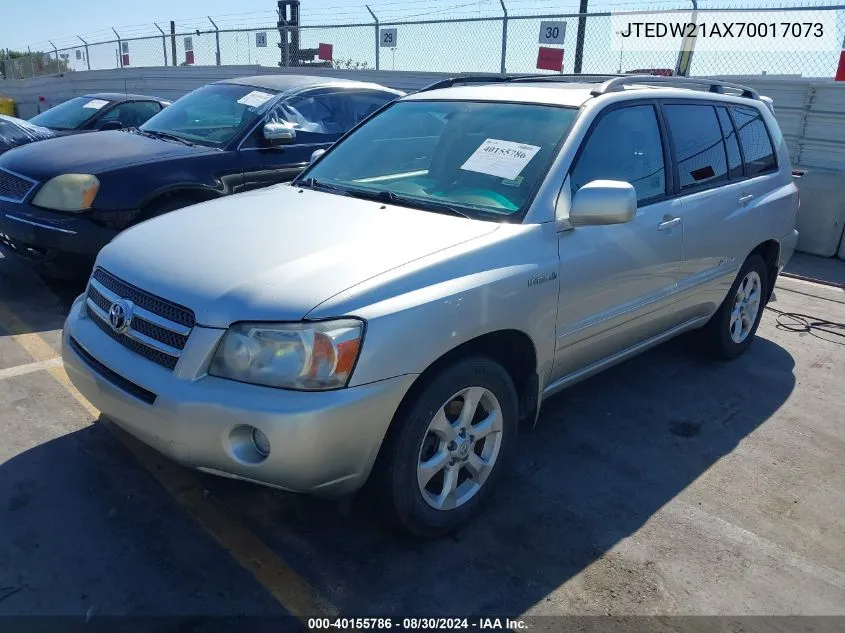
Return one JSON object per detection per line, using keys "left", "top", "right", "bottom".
{"left": 108, "top": 299, "right": 133, "bottom": 333}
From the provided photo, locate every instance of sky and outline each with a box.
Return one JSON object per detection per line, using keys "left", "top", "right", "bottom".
{"left": 2, "top": 0, "right": 843, "bottom": 78}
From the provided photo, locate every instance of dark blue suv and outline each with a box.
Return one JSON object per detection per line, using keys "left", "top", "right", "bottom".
{"left": 0, "top": 75, "right": 401, "bottom": 278}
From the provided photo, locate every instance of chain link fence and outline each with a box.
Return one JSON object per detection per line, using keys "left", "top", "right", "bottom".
{"left": 3, "top": 5, "right": 844, "bottom": 80}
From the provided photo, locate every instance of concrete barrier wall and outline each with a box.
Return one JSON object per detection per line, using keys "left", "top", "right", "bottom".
{"left": 792, "top": 171, "right": 845, "bottom": 258}
{"left": 0, "top": 66, "right": 450, "bottom": 118}
{"left": 3, "top": 67, "right": 845, "bottom": 260}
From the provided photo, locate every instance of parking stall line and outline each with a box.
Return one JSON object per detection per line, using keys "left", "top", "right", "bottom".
{"left": 0, "top": 356, "right": 63, "bottom": 381}
{"left": 0, "top": 298, "right": 338, "bottom": 622}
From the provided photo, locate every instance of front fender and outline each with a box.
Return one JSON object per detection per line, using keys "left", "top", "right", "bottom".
{"left": 94, "top": 152, "right": 242, "bottom": 211}
{"left": 308, "top": 223, "right": 561, "bottom": 389}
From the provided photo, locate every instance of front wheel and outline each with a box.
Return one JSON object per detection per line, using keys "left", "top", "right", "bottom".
{"left": 701, "top": 254, "right": 768, "bottom": 359}
{"left": 371, "top": 357, "right": 518, "bottom": 537}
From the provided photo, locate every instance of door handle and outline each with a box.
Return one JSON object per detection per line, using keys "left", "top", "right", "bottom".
{"left": 738, "top": 194, "right": 754, "bottom": 205}
{"left": 658, "top": 217, "right": 681, "bottom": 232}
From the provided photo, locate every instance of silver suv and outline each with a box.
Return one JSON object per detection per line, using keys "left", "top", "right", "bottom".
{"left": 62, "top": 75, "right": 799, "bottom": 536}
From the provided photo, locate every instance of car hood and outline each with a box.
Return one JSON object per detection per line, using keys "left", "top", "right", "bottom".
{"left": 98, "top": 185, "right": 500, "bottom": 327}
{"left": 0, "top": 130, "right": 214, "bottom": 181}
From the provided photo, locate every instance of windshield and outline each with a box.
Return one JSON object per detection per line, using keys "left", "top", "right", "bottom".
{"left": 0, "top": 114, "right": 54, "bottom": 148}
{"left": 29, "top": 96, "right": 113, "bottom": 130}
{"left": 140, "top": 83, "right": 278, "bottom": 147}
{"left": 299, "top": 100, "right": 577, "bottom": 220}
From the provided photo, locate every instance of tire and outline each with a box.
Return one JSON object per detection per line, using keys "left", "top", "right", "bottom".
{"left": 371, "top": 357, "right": 518, "bottom": 537}
{"left": 701, "top": 254, "right": 768, "bottom": 360}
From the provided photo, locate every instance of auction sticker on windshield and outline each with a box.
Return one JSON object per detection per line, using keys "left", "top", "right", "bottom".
{"left": 237, "top": 91, "right": 275, "bottom": 109}
{"left": 83, "top": 99, "right": 110, "bottom": 109}
{"left": 461, "top": 139, "right": 541, "bottom": 180}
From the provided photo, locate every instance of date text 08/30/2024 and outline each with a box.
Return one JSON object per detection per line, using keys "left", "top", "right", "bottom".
{"left": 307, "top": 617, "right": 529, "bottom": 630}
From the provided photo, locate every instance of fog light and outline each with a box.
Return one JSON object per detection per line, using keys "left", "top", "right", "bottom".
{"left": 251, "top": 427, "right": 271, "bottom": 457}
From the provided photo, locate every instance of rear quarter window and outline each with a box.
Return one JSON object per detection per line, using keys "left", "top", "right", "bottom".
{"left": 730, "top": 105, "right": 777, "bottom": 176}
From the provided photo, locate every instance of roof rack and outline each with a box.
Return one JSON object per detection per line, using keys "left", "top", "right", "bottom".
{"left": 416, "top": 74, "right": 760, "bottom": 102}
{"left": 417, "top": 74, "right": 625, "bottom": 93}
{"left": 591, "top": 75, "right": 759, "bottom": 100}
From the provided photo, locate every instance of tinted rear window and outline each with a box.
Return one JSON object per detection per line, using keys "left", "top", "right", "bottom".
{"left": 731, "top": 105, "right": 777, "bottom": 176}
{"left": 664, "top": 104, "right": 728, "bottom": 191}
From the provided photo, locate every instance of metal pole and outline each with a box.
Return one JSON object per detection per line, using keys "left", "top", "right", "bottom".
{"left": 499, "top": 0, "right": 508, "bottom": 75}
{"left": 77, "top": 36, "right": 91, "bottom": 71}
{"left": 170, "top": 21, "right": 177, "bottom": 67}
{"left": 155, "top": 23, "right": 168, "bottom": 66}
{"left": 112, "top": 28, "right": 123, "bottom": 68}
{"left": 27, "top": 46, "right": 34, "bottom": 77}
{"left": 674, "top": 0, "right": 698, "bottom": 77}
{"left": 49, "top": 40, "right": 59, "bottom": 72}
{"left": 617, "top": 34, "right": 623, "bottom": 74}
{"left": 366, "top": 5, "right": 379, "bottom": 71}
{"left": 208, "top": 16, "right": 221, "bottom": 65}
{"left": 277, "top": 1, "right": 289, "bottom": 67}
{"left": 574, "top": 0, "right": 588, "bottom": 74}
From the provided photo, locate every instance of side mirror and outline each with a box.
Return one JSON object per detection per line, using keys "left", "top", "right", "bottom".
{"left": 568, "top": 180, "right": 637, "bottom": 227}
{"left": 310, "top": 148, "right": 326, "bottom": 163}
{"left": 263, "top": 121, "right": 296, "bottom": 146}
{"left": 99, "top": 120, "right": 123, "bottom": 131}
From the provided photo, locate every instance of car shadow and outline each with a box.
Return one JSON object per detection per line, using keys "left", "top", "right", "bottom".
{"left": 0, "top": 250, "right": 85, "bottom": 335}
{"left": 199, "top": 334, "right": 796, "bottom": 616}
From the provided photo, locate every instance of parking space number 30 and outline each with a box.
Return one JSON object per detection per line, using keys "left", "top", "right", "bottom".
{"left": 538, "top": 21, "right": 566, "bottom": 44}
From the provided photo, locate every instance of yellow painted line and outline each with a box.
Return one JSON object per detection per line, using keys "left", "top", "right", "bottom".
{"left": 0, "top": 302, "right": 58, "bottom": 362}
{"left": 0, "top": 298, "right": 338, "bottom": 621}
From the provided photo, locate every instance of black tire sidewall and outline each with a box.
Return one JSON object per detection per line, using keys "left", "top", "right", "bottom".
{"left": 382, "top": 357, "right": 518, "bottom": 537}
{"left": 713, "top": 254, "right": 768, "bottom": 358}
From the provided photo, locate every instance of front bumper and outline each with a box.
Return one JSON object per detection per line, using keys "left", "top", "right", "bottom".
{"left": 61, "top": 298, "right": 416, "bottom": 497}
{"left": 0, "top": 200, "right": 118, "bottom": 276}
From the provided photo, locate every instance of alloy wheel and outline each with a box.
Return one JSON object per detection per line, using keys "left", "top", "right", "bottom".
{"left": 416, "top": 386, "right": 504, "bottom": 511}
{"left": 729, "top": 270, "right": 762, "bottom": 344}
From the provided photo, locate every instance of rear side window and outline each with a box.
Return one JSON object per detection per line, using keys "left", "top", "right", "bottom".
{"left": 716, "top": 107, "right": 743, "bottom": 179}
{"left": 730, "top": 105, "right": 777, "bottom": 176}
{"left": 664, "top": 104, "right": 727, "bottom": 191}
{"left": 570, "top": 104, "right": 665, "bottom": 204}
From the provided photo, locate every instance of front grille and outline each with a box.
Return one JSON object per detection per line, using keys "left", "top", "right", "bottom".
{"left": 131, "top": 317, "right": 187, "bottom": 351}
{"left": 69, "top": 336, "right": 157, "bottom": 405}
{"left": 88, "top": 284, "right": 187, "bottom": 351}
{"left": 86, "top": 267, "right": 194, "bottom": 371}
{"left": 0, "top": 168, "right": 36, "bottom": 202}
{"left": 88, "top": 314, "right": 179, "bottom": 370}
{"left": 92, "top": 268, "right": 195, "bottom": 328}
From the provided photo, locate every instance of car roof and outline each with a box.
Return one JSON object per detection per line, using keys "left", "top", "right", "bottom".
{"left": 403, "top": 82, "right": 595, "bottom": 107}
{"left": 218, "top": 75, "right": 402, "bottom": 95}
{"left": 83, "top": 92, "right": 170, "bottom": 103}
{"left": 402, "top": 76, "right": 768, "bottom": 111}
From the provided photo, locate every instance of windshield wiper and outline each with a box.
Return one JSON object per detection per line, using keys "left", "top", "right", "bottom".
{"left": 142, "top": 130, "right": 196, "bottom": 146}
{"left": 296, "top": 177, "right": 349, "bottom": 196}
{"left": 344, "top": 188, "right": 474, "bottom": 219}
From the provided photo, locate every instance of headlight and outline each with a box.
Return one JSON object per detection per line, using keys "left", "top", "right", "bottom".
{"left": 209, "top": 319, "right": 364, "bottom": 391}
{"left": 32, "top": 174, "right": 100, "bottom": 212}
